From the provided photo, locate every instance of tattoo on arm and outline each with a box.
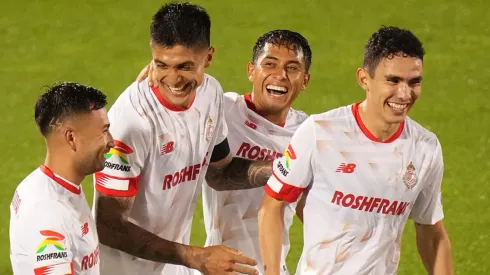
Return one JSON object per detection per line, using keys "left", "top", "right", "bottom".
{"left": 205, "top": 158, "right": 272, "bottom": 191}
{"left": 95, "top": 193, "right": 194, "bottom": 266}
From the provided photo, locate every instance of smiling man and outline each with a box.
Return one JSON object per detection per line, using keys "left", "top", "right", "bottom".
{"left": 10, "top": 82, "right": 113, "bottom": 275}
{"left": 136, "top": 29, "right": 312, "bottom": 275}
{"left": 92, "top": 2, "right": 266, "bottom": 275}
{"left": 200, "top": 30, "right": 311, "bottom": 275}
{"left": 259, "top": 26, "right": 453, "bottom": 275}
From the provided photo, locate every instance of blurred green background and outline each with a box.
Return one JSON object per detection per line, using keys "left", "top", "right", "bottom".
{"left": 2, "top": 0, "right": 489, "bottom": 274}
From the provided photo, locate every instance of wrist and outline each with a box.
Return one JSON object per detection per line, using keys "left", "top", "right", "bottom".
{"left": 183, "top": 246, "right": 205, "bottom": 271}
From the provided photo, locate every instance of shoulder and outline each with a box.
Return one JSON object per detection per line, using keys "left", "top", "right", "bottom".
{"left": 405, "top": 117, "right": 441, "bottom": 152}
{"left": 15, "top": 169, "right": 62, "bottom": 204}
{"left": 222, "top": 91, "right": 240, "bottom": 113}
{"left": 202, "top": 74, "right": 224, "bottom": 95}
{"left": 306, "top": 104, "right": 353, "bottom": 126}
{"left": 108, "top": 82, "right": 152, "bottom": 141}
{"left": 286, "top": 107, "right": 309, "bottom": 130}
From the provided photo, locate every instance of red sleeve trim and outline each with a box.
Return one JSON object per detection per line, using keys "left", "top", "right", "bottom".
{"left": 264, "top": 174, "right": 304, "bottom": 203}
{"left": 34, "top": 262, "right": 74, "bottom": 275}
{"left": 95, "top": 172, "right": 139, "bottom": 197}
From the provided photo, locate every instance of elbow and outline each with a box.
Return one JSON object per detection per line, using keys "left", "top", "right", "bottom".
{"left": 206, "top": 180, "right": 226, "bottom": 191}
{"left": 95, "top": 213, "right": 128, "bottom": 247}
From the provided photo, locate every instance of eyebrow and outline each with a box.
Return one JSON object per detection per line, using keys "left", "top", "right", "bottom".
{"left": 154, "top": 59, "right": 195, "bottom": 67}
{"left": 263, "top": 56, "right": 301, "bottom": 65}
{"left": 385, "top": 74, "right": 423, "bottom": 82}
{"left": 263, "top": 56, "right": 279, "bottom": 61}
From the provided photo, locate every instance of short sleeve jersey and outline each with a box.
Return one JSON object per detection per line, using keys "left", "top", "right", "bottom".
{"left": 10, "top": 166, "right": 100, "bottom": 275}
{"left": 202, "top": 92, "right": 308, "bottom": 275}
{"left": 92, "top": 75, "right": 227, "bottom": 275}
{"left": 265, "top": 103, "right": 444, "bottom": 275}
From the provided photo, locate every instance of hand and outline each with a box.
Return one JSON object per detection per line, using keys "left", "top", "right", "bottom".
{"left": 192, "top": 245, "right": 258, "bottom": 275}
{"left": 136, "top": 62, "right": 157, "bottom": 88}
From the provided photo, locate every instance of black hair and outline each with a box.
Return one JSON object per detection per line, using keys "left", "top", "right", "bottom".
{"left": 34, "top": 82, "right": 107, "bottom": 136}
{"left": 252, "top": 30, "right": 312, "bottom": 72}
{"left": 150, "top": 2, "right": 211, "bottom": 49}
{"left": 363, "top": 26, "right": 425, "bottom": 76}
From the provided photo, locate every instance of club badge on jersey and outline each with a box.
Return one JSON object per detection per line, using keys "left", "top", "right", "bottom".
{"left": 403, "top": 161, "right": 417, "bottom": 190}
{"left": 205, "top": 116, "right": 214, "bottom": 142}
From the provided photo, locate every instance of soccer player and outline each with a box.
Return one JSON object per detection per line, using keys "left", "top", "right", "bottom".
{"left": 138, "top": 29, "right": 312, "bottom": 275}
{"left": 10, "top": 82, "right": 113, "bottom": 275}
{"left": 201, "top": 30, "right": 311, "bottom": 275}
{"left": 93, "top": 3, "right": 269, "bottom": 275}
{"left": 259, "top": 26, "right": 454, "bottom": 275}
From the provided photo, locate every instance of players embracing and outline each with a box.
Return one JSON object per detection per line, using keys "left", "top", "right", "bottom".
{"left": 92, "top": 2, "right": 273, "bottom": 275}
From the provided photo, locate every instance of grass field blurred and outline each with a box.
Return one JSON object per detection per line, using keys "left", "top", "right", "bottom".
{"left": 2, "top": 0, "right": 490, "bottom": 274}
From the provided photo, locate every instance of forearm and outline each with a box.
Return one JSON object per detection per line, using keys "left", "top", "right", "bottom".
{"left": 96, "top": 217, "right": 195, "bottom": 266}
{"left": 206, "top": 157, "right": 272, "bottom": 191}
{"left": 95, "top": 195, "right": 203, "bottom": 269}
{"left": 416, "top": 224, "right": 453, "bottom": 275}
{"left": 258, "top": 200, "right": 285, "bottom": 275}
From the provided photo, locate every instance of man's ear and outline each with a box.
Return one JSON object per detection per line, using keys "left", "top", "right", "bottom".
{"left": 247, "top": 62, "right": 255, "bottom": 82}
{"left": 300, "top": 72, "right": 311, "bottom": 91}
{"left": 205, "top": 46, "right": 215, "bottom": 68}
{"left": 64, "top": 127, "right": 77, "bottom": 151}
{"left": 356, "top": 67, "right": 371, "bottom": 91}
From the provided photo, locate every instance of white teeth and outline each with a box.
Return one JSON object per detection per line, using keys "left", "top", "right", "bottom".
{"left": 266, "top": 85, "right": 287, "bottom": 92}
{"left": 169, "top": 86, "right": 184, "bottom": 92}
{"left": 387, "top": 103, "right": 408, "bottom": 111}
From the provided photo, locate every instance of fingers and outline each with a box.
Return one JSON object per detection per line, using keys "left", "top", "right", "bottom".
{"left": 230, "top": 264, "right": 259, "bottom": 275}
{"left": 230, "top": 254, "right": 257, "bottom": 266}
{"left": 219, "top": 246, "right": 243, "bottom": 255}
{"left": 136, "top": 64, "right": 150, "bottom": 83}
{"left": 148, "top": 62, "right": 157, "bottom": 88}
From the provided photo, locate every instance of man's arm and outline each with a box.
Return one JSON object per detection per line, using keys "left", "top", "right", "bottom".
{"left": 415, "top": 220, "right": 453, "bottom": 275}
{"left": 294, "top": 186, "right": 310, "bottom": 223}
{"left": 94, "top": 192, "right": 198, "bottom": 267}
{"left": 410, "top": 139, "right": 453, "bottom": 275}
{"left": 259, "top": 117, "right": 316, "bottom": 274}
{"left": 205, "top": 152, "right": 272, "bottom": 191}
{"left": 258, "top": 195, "right": 288, "bottom": 275}
{"left": 95, "top": 192, "right": 258, "bottom": 274}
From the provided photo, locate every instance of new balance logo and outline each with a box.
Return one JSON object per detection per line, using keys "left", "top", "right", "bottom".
{"left": 245, "top": 120, "right": 257, "bottom": 130}
{"left": 336, "top": 163, "right": 356, "bottom": 173}
{"left": 160, "top": 141, "right": 174, "bottom": 156}
{"left": 81, "top": 222, "right": 89, "bottom": 237}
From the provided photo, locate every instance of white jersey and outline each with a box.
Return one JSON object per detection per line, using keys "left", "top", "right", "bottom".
{"left": 10, "top": 165, "right": 99, "bottom": 275}
{"left": 266, "top": 103, "right": 444, "bottom": 275}
{"left": 201, "top": 93, "right": 308, "bottom": 275}
{"left": 93, "top": 75, "right": 227, "bottom": 275}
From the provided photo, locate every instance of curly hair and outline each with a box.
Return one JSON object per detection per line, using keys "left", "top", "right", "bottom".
{"left": 363, "top": 26, "right": 425, "bottom": 76}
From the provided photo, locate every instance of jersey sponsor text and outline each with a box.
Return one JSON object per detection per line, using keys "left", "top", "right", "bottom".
{"left": 81, "top": 245, "right": 99, "bottom": 270}
{"left": 161, "top": 152, "right": 209, "bottom": 190}
{"left": 331, "top": 190, "right": 410, "bottom": 215}
{"left": 236, "top": 142, "right": 283, "bottom": 161}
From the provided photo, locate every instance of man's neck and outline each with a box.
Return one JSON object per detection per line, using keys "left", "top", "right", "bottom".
{"left": 44, "top": 150, "right": 84, "bottom": 185}
{"left": 250, "top": 95, "right": 289, "bottom": 127}
{"left": 358, "top": 101, "right": 401, "bottom": 141}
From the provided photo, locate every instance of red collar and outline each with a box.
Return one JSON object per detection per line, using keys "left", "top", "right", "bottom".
{"left": 244, "top": 93, "right": 286, "bottom": 127}
{"left": 40, "top": 165, "right": 81, "bottom": 195}
{"left": 151, "top": 86, "right": 196, "bottom": 112}
{"left": 351, "top": 102, "right": 404, "bottom": 143}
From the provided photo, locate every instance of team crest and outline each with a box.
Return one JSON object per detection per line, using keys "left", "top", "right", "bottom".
{"left": 205, "top": 117, "right": 214, "bottom": 142}
{"left": 402, "top": 161, "right": 417, "bottom": 190}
